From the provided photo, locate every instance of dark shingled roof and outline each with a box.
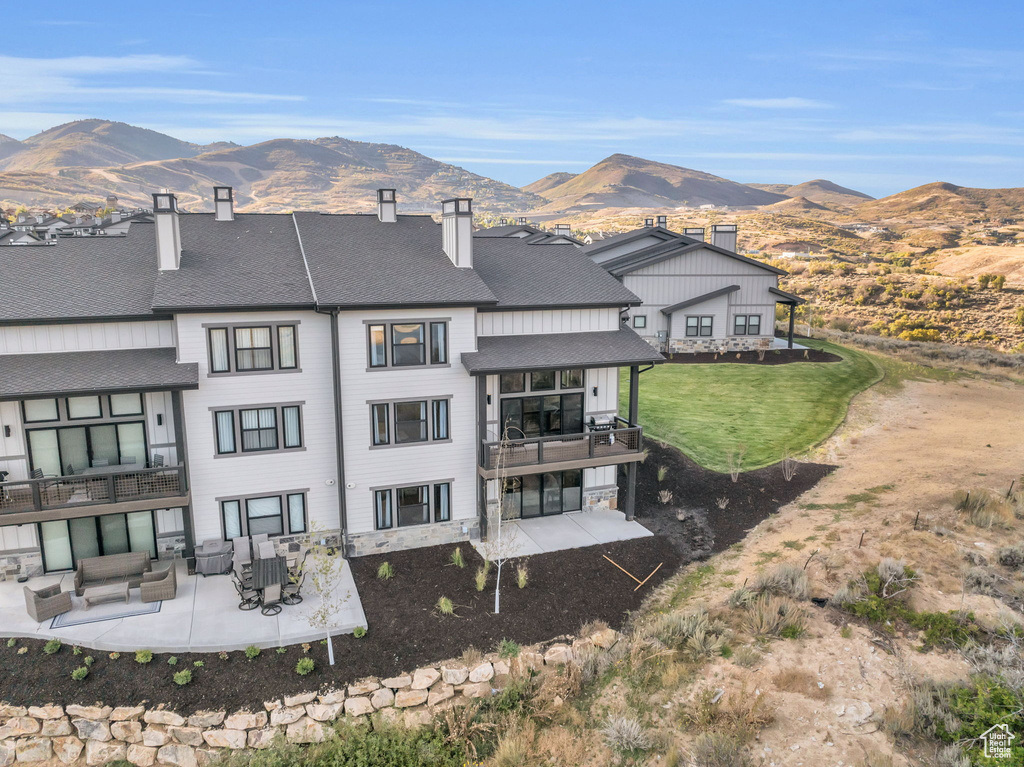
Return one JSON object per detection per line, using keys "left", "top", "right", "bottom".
{"left": 0, "top": 348, "right": 198, "bottom": 400}
{"left": 152, "top": 213, "right": 314, "bottom": 311}
{"left": 295, "top": 213, "right": 497, "bottom": 308}
{"left": 473, "top": 240, "right": 640, "bottom": 310}
{"left": 462, "top": 328, "right": 664, "bottom": 375}
{"left": 0, "top": 224, "right": 158, "bottom": 323}
{"left": 661, "top": 285, "right": 741, "bottom": 315}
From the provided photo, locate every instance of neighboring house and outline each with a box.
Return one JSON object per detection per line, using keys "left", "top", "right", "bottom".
{"left": 0, "top": 188, "right": 662, "bottom": 577}
{"left": 581, "top": 220, "right": 804, "bottom": 353}
{"left": 477, "top": 221, "right": 583, "bottom": 247}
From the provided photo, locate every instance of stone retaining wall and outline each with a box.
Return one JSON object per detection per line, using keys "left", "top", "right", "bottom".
{"left": 0, "top": 628, "right": 620, "bottom": 767}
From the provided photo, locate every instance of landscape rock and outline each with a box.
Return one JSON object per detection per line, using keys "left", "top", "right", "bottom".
{"left": 194, "top": 748, "right": 218, "bottom": 767}
{"left": 343, "top": 698, "right": 373, "bottom": 717}
{"left": 282, "top": 692, "right": 316, "bottom": 708}
{"left": 14, "top": 738, "right": 51, "bottom": 763}
{"left": 41, "top": 719, "right": 73, "bottom": 737}
{"left": 411, "top": 667, "right": 441, "bottom": 690}
{"left": 0, "top": 742, "right": 11, "bottom": 767}
{"left": 142, "top": 726, "right": 170, "bottom": 748}
{"left": 427, "top": 684, "right": 455, "bottom": 707}
{"left": 403, "top": 709, "right": 433, "bottom": 728}
{"left": 111, "top": 721, "right": 143, "bottom": 743}
{"left": 85, "top": 739, "right": 126, "bottom": 766}
{"left": 66, "top": 705, "right": 112, "bottom": 721}
{"left": 493, "top": 660, "right": 510, "bottom": 677}
{"left": 145, "top": 711, "right": 185, "bottom": 727}
{"left": 268, "top": 706, "right": 304, "bottom": 726}
{"left": 285, "top": 718, "right": 325, "bottom": 744}
{"left": 168, "top": 726, "right": 203, "bottom": 747}
{"left": 72, "top": 718, "right": 111, "bottom": 742}
{"left": 0, "top": 706, "right": 27, "bottom": 719}
{"left": 369, "top": 688, "right": 395, "bottom": 710}
{"left": 462, "top": 681, "right": 493, "bottom": 699}
{"left": 318, "top": 689, "right": 345, "bottom": 705}
{"left": 262, "top": 701, "right": 281, "bottom": 713}
{"left": 304, "top": 703, "right": 343, "bottom": 722}
{"left": 127, "top": 744, "right": 157, "bottom": 767}
{"left": 440, "top": 666, "right": 468, "bottom": 685}
{"left": 520, "top": 651, "right": 544, "bottom": 670}
{"left": 347, "top": 679, "right": 379, "bottom": 696}
{"left": 111, "top": 706, "right": 146, "bottom": 722}
{"left": 156, "top": 743, "right": 198, "bottom": 767}
{"left": 51, "top": 736, "right": 83, "bottom": 765}
{"left": 468, "top": 662, "right": 494, "bottom": 683}
{"left": 381, "top": 675, "right": 412, "bottom": 690}
{"left": 394, "top": 689, "right": 428, "bottom": 708}
{"left": 590, "top": 628, "right": 619, "bottom": 649}
{"left": 186, "top": 712, "right": 225, "bottom": 729}
{"left": 0, "top": 718, "right": 40, "bottom": 739}
{"left": 202, "top": 729, "right": 247, "bottom": 750}
{"left": 223, "top": 712, "right": 267, "bottom": 730}
{"left": 246, "top": 727, "right": 280, "bottom": 750}
{"left": 27, "top": 705, "right": 63, "bottom": 720}
{"left": 543, "top": 644, "right": 572, "bottom": 665}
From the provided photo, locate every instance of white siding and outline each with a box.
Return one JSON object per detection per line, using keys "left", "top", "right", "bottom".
{"left": 338, "top": 308, "right": 479, "bottom": 535}
{"left": 0, "top": 401, "right": 28, "bottom": 481}
{"left": 175, "top": 311, "right": 339, "bottom": 544}
{"left": 144, "top": 391, "right": 179, "bottom": 467}
{"left": 0, "top": 321, "right": 175, "bottom": 355}
{"left": 477, "top": 308, "right": 620, "bottom": 336}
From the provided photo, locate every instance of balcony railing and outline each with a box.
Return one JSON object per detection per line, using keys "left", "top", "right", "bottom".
{"left": 480, "top": 419, "right": 643, "bottom": 471}
{"left": 0, "top": 465, "right": 187, "bottom": 516}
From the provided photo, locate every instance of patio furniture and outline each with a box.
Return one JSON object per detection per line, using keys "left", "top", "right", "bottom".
{"left": 287, "top": 547, "right": 309, "bottom": 573}
{"left": 91, "top": 458, "right": 109, "bottom": 467}
{"left": 24, "top": 584, "right": 72, "bottom": 622}
{"left": 82, "top": 581, "right": 130, "bottom": 609}
{"left": 231, "top": 570, "right": 259, "bottom": 610}
{"left": 251, "top": 533, "right": 269, "bottom": 551}
{"left": 150, "top": 453, "right": 165, "bottom": 468}
{"left": 74, "top": 551, "right": 152, "bottom": 596}
{"left": 282, "top": 572, "right": 305, "bottom": 606}
{"left": 252, "top": 555, "right": 287, "bottom": 589}
{"left": 257, "top": 541, "right": 276, "bottom": 559}
{"left": 140, "top": 566, "right": 177, "bottom": 603}
{"left": 121, "top": 456, "right": 137, "bottom": 464}
{"left": 260, "top": 583, "right": 282, "bottom": 616}
{"left": 195, "top": 539, "right": 233, "bottom": 576}
{"left": 232, "top": 536, "right": 252, "bottom": 572}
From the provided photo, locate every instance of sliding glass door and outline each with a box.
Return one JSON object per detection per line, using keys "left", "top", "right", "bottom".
{"left": 27, "top": 422, "right": 147, "bottom": 474}
{"left": 501, "top": 470, "right": 583, "bottom": 519}
{"left": 38, "top": 512, "right": 156, "bottom": 572}
{"left": 500, "top": 393, "right": 584, "bottom": 439}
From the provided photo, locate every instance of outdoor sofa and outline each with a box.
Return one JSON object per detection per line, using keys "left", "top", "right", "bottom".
{"left": 73, "top": 551, "right": 152, "bottom": 596}
{"left": 24, "top": 584, "right": 73, "bottom": 622}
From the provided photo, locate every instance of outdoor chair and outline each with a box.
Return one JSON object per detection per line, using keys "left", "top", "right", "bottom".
{"left": 24, "top": 584, "right": 72, "bottom": 622}
{"left": 140, "top": 565, "right": 177, "bottom": 603}
{"left": 287, "top": 547, "right": 309, "bottom": 574}
{"left": 232, "top": 536, "right": 252, "bottom": 571}
{"left": 257, "top": 541, "right": 276, "bottom": 560}
{"left": 30, "top": 467, "right": 59, "bottom": 501}
{"left": 231, "top": 570, "right": 259, "bottom": 611}
{"left": 250, "top": 533, "right": 269, "bottom": 552}
{"left": 91, "top": 458, "right": 109, "bottom": 467}
{"left": 260, "top": 583, "right": 283, "bottom": 616}
{"left": 282, "top": 571, "right": 305, "bottom": 606}
{"left": 150, "top": 453, "right": 165, "bottom": 468}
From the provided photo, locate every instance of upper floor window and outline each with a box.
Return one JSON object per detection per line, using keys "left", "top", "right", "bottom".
{"left": 370, "top": 397, "right": 451, "bottom": 447}
{"left": 632, "top": 315, "right": 647, "bottom": 330}
{"left": 733, "top": 314, "right": 762, "bottom": 336}
{"left": 214, "top": 403, "right": 303, "bottom": 456}
{"left": 367, "top": 320, "right": 448, "bottom": 369}
{"left": 374, "top": 480, "right": 452, "bottom": 530}
{"left": 685, "top": 316, "right": 713, "bottom": 337}
{"left": 22, "top": 394, "right": 145, "bottom": 424}
{"left": 207, "top": 323, "right": 299, "bottom": 375}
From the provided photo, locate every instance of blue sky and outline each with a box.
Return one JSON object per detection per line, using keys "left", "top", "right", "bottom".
{"left": 3, "top": 0, "right": 1023, "bottom": 197}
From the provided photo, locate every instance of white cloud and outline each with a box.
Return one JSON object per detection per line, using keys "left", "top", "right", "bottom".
{"left": 722, "top": 97, "right": 833, "bottom": 109}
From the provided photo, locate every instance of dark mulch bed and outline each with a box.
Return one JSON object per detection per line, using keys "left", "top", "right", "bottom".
{"left": 621, "top": 440, "right": 835, "bottom": 560}
{"left": 664, "top": 348, "right": 842, "bottom": 365}
{"left": 0, "top": 538, "right": 680, "bottom": 713}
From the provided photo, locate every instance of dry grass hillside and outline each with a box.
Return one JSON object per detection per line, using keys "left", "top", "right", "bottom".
{"left": 857, "top": 182, "right": 1024, "bottom": 224}
{"left": 930, "top": 245, "right": 1024, "bottom": 284}
{"left": 748, "top": 178, "right": 875, "bottom": 207}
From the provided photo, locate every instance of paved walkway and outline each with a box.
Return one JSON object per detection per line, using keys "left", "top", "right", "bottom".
{"left": 473, "top": 509, "right": 652, "bottom": 559}
{"left": 771, "top": 337, "right": 808, "bottom": 350}
{"left": 1, "top": 558, "right": 366, "bottom": 653}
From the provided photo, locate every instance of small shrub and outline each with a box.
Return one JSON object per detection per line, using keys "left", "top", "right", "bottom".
{"left": 516, "top": 563, "right": 528, "bottom": 589}
{"left": 742, "top": 595, "right": 807, "bottom": 638}
{"left": 498, "top": 639, "right": 521, "bottom": 659}
{"left": 997, "top": 544, "right": 1024, "bottom": 570}
{"left": 295, "top": 657, "right": 315, "bottom": 676}
{"left": 135, "top": 650, "right": 153, "bottom": 664}
{"left": 275, "top": 647, "right": 287, "bottom": 655}
{"left": 218, "top": 651, "right": 229, "bottom": 661}
{"left": 167, "top": 656, "right": 178, "bottom": 666}
{"left": 878, "top": 558, "right": 916, "bottom": 597}
{"left": 17, "top": 647, "right": 27, "bottom": 655}
{"left": 964, "top": 566, "right": 998, "bottom": 596}
{"left": 436, "top": 596, "right": 456, "bottom": 616}
{"left": 108, "top": 652, "right": 120, "bottom": 660}
{"left": 83, "top": 656, "right": 94, "bottom": 667}
{"left": 732, "top": 646, "right": 762, "bottom": 668}
{"left": 600, "top": 714, "right": 651, "bottom": 752}
{"left": 42, "top": 639, "right": 62, "bottom": 655}
{"left": 353, "top": 626, "right": 366, "bottom": 638}
{"left": 72, "top": 645, "right": 82, "bottom": 656}
{"left": 474, "top": 567, "right": 488, "bottom": 592}
{"left": 6, "top": 638, "right": 15, "bottom": 648}
{"left": 71, "top": 666, "right": 89, "bottom": 681}
{"left": 449, "top": 547, "right": 465, "bottom": 569}
{"left": 657, "top": 465, "right": 668, "bottom": 483}
{"left": 244, "top": 645, "right": 261, "bottom": 660}
{"left": 193, "top": 660, "right": 205, "bottom": 667}
{"left": 173, "top": 670, "right": 192, "bottom": 686}
{"left": 659, "top": 489, "right": 674, "bottom": 505}
{"left": 840, "top": 625, "right": 853, "bottom": 639}
{"left": 376, "top": 561, "right": 394, "bottom": 580}
{"left": 690, "top": 731, "right": 749, "bottom": 767}
{"left": 751, "top": 563, "right": 809, "bottom": 600}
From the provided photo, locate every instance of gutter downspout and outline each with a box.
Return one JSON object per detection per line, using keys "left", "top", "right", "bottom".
{"left": 323, "top": 308, "right": 349, "bottom": 553}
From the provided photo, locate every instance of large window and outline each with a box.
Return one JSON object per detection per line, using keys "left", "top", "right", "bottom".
{"left": 733, "top": 314, "right": 762, "bottom": 336}
{"left": 373, "top": 481, "right": 453, "bottom": 530}
{"left": 369, "top": 398, "right": 451, "bottom": 447}
{"left": 207, "top": 323, "right": 299, "bottom": 375}
{"left": 499, "top": 369, "right": 585, "bottom": 439}
{"left": 685, "top": 316, "right": 714, "bottom": 337}
{"left": 221, "top": 491, "right": 307, "bottom": 540}
{"left": 23, "top": 399, "right": 59, "bottom": 423}
{"left": 366, "top": 321, "right": 449, "bottom": 370}
{"left": 501, "top": 470, "right": 582, "bottom": 519}
{"left": 214, "top": 403, "right": 304, "bottom": 457}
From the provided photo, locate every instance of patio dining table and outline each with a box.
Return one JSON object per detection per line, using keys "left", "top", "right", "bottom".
{"left": 252, "top": 555, "right": 288, "bottom": 590}
{"left": 76, "top": 463, "right": 144, "bottom": 476}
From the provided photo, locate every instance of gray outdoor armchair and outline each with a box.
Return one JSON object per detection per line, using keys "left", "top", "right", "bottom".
{"left": 140, "top": 565, "right": 177, "bottom": 603}
{"left": 24, "top": 584, "right": 72, "bottom": 622}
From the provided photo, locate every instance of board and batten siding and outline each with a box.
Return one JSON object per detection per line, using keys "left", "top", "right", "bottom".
{"left": 337, "top": 307, "right": 479, "bottom": 536}
{"left": 174, "top": 311, "right": 339, "bottom": 544}
{"left": 476, "top": 307, "right": 620, "bottom": 336}
{"left": 0, "top": 320, "right": 175, "bottom": 355}
{"left": 0, "top": 401, "right": 27, "bottom": 483}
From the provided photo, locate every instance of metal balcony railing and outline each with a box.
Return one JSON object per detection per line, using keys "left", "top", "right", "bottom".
{"left": 480, "top": 419, "right": 643, "bottom": 471}
{"left": 0, "top": 465, "right": 187, "bottom": 516}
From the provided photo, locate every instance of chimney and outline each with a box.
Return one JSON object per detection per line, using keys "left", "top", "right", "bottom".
{"left": 656, "top": 215, "right": 668, "bottom": 228}
{"left": 153, "top": 190, "right": 182, "bottom": 271}
{"left": 516, "top": 217, "right": 527, "bottom": 226}
{"left": 553, "top": 223, "right": 571, "bottom": 237}
{"left": 109, "top": 210, "right": 122, "bottom": 224}
{"left": 684, "top": 227, "right": 705, "bottom": 242}
{"left": 499, "top": 218, "right": 507, "bottom": 225}
{"left": 214, "top": 186, "right": 234, "bottom": 222}
{"left": 441, "top": 198, "right": 473, "bottom": 268}
{"left": 643, "top": 217, "right": 654, "bottom": 228}
{"left": 711, "top": 224, "right": 738, "bottom": 252}
{"left": 376, "top": 188, "right": 397, "bottom": 223}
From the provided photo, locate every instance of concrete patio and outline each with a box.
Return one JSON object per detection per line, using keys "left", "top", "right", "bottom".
{"left": 473, "top": 508, "right": 652, "bottom": 559}
{"left": 0, "top": 558, "right": 366, "bottom": 653}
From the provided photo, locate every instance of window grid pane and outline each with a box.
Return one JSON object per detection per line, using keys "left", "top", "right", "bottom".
{"left": 215, "top": 411, "right": 236, "bottom": 454}
{"left": 246, "top": 496, "right": 283, "bottom": 536}
{"left": 391, "top": 324, "right": 425, "bottom": 366}
{"left": 287, "top": 493, "right": 306, "bottom": 534}
{"left": 278, "top": 326, "right": 297, "bottom": 369}
{"left": 371, "top": 403, "right": 390, "bottom": 446}
{"left": 434, "top": 482, "right": 451, "bottom": 522}
{"left": 23, "top": 399, "right": 59, "bottom": 423}
{"left": 560, "top": 369, "right": 583, "bottom": 389}
{"left": 235, "top": 327, "right": 273, "bottom": 371}
{"left": 241, "top": 408, "right": 278, "bottom": 451}
{"left": 209, "top": 328, "right": 230, "bottom": 373}
{"left": 282, "top": 406, "right": 301, "bottom": 448}
{"left": 749, "top": 315, "right": 761, "bottom": 335}
{"left": 394, "top": 401, "right": 427, "bottom": 443}
{"left": 375, "top": 489, "right": 393, "bottom": 529}
{"left": 734, "top": 315, "right": 747, "bottom": 335}
{"left": 500, "top": 373, "right": 525, "bottom": 393}
{"left": 109, "top": 393, "right": 143, "bottom": 416}
{"left": 222, "top": 501, "right": 242, "bottom": 539}
{"left": 368, "top": 325, "right": 387, "bottom": 367}
{"left": 67, "top": 396, "right": 101, "bottom": 420}
{"left": 397, "top": 485, "right": 429, "bottom": 527}
{"left": 432, "top": 399, "right": 449, "bottom": 441}
{"left": 429, "top": 322, "right": 448, "bottom": 365}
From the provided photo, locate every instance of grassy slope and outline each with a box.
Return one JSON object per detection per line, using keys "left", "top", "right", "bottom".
{"left": 621, "top": 340, "right": 885, "bottom": 472}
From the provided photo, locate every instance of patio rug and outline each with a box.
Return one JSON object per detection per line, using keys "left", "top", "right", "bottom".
{"left": 50, "top": 597, "right": 161, "bottom": 629}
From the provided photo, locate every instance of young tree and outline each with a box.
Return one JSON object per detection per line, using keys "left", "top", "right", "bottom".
{"left": 481, "top": 421, "right": 522, "bottom": 614}
{"left": 303, "top": 524, "right": 350, "bottom": 665}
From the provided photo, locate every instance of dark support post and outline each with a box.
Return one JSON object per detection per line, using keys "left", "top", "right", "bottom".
{"left": 477, "top": 375, "right": 489, "bottom": 539}
{"left": 788, "top": 303, "right": 796, "bottom": 349}
{"left": 624, "top": 365, "right": 640, "bottom": 521}
{"left": 171, "top": 390, "right": 195, "bottom": 559}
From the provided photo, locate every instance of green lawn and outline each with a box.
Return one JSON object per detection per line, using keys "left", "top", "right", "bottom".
{"left": 620, "top": 340, "right": 885, "bottom": 472}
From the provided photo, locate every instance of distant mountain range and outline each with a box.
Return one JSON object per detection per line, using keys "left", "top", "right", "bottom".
{"left": 746, "top": 179, "right": 874, "bottom": 207}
